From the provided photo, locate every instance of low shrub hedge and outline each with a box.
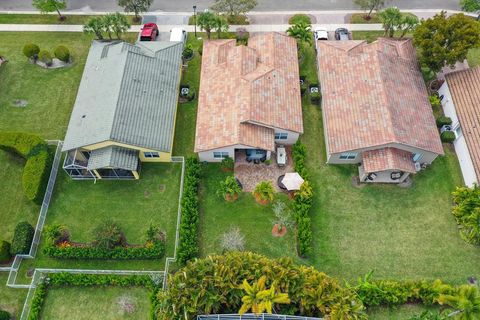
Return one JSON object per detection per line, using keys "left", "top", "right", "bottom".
{"left": 10, "top": 221, "right": 34, "bottom": 255}
{"left": 54, "top": 45, "right": 70, "bottom": 62}
{"left": 436, "top": 116, "right": 452, "bottom": 128}
{"left": 288, "top": 14, "right": 312, "bottom": 25}
{"left": 23, "top": 43, "right": 40, "bottom": 59}
{"left": 292, "top": 141, "right": 308, "bottom": 179}
{"left": 440, "top": 131, "right": 455, "bottom": 143}
{"left": 310, "top": 91, "right": 321, "bottom": 104}
{"left": 177, "top": 157, "right": 201, "bottom": 265}
{"left": 28, "top": 273, "right": 159, "bottom": 320}
{"left": 0, "top": 309, "right": 10, "bottom": 320}
{"left": 0, "top": 132, "right": 52, "bottom": 204}
{"left": 0, "top": 241, "right": 12, "bottom": 263}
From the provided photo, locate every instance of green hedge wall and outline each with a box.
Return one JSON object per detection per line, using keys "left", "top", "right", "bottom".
{"left": 0, "top": 132, "right": 52, "bottom": 204}
{"left": 10, "top": 221, "right": 34, "bottom": 255}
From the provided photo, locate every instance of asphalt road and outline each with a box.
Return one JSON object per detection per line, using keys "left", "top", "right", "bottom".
{"left": 0, "top": 0, "right": 460, "bottom": 12}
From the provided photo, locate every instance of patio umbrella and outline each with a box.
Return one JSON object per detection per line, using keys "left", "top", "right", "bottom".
{"left": 281, "top": 172, "right": 304, "bottom": 191}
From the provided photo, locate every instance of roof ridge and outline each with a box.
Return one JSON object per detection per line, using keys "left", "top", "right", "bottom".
{"left": 374, "top": 51, "right": 397, "bottom": 143}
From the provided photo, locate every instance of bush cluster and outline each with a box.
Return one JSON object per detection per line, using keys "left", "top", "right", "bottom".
{"left": 440, "top": 131, "right": 455, "bottom": 143}
{"left": 0, "top": 241, "right": 12, "bottom": 263}
{"left": 156, "top": 252, "right": 365, "bottom": 319}
{"left": 54, "top": 45, "right": 70, "bottom": 62}
{"left": 182, "top": 44, "right": 194, "bottom": 60}
{"left": 436, "top": 115, "right": 452, "bottom": 128}
{"left": 288, "top": 14, "right": 312, "bottom": 25}
{"left": 43, "top": 223, "right": 166, "bottom": 260}
{"left": 28, "top": 273, "right": 158, "bottom": 320}
{"left": 292, "top": 141, "right": 308, "bottom": 179}
{"left": 11, "top": 221, "right": 34, "bottom": 255}
{"left": 451, "top": 186, "right": 480, "bottom": 245}
{"left": 23, "top": 43, "right": 40, "bottom": 59}
{"left": 0, "top": 132, "right": 52, "bottom": 204}
{"left": 310, "top": 91, "right": 321, "bottom": 104}
{"left": 177, "top": 157, "right": 201, "bottom": 265}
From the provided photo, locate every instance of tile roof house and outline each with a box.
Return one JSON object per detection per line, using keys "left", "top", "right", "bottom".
{"left": 194, "top": 32, "right": 303, "bottom": 162}
{"left": 438, "top": 67, "right": 480, "bottom": 187}
{"left": 62, "top": 40, "right": 183, "bottom": 180}
{"left": 316, "top": 38, "right": 444, "bottom": 183}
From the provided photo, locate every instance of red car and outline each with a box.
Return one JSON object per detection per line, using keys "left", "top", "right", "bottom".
{"left": 140, "top": 23, "right": 158, "bottom": 41}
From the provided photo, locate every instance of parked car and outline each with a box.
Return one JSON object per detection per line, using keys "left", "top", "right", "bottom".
{"left": 170, "top": 27, "right": 187, "bottom": 44}
{"left": 335, "top": 28, "right": 349, "bottom": 41}
{"left": 245, "top": 149, "right": 267, "bottom": 162}
{"left": 314, "top": 28, "right": 329, "bottom": 41}
{"left": 140, "top": 23, "right": 158, "bottom": 41}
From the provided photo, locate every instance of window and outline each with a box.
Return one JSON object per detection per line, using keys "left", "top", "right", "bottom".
{"left": 144, "top": 152, "right": 160, "bottom": 158}
{"left": 440, "top": 94, "right": 445, "bottom": 101}
{"left": 213, "top": 152, "right": 229, "bottom": 159}
{"left": 275, "top": 132, "right": 288, "bottom": 140}
{"left": 412, "top": 153, "right": 422, "bottom": 162}
{"left": 339, "top": 152, "right": 357, "bottom": 160}
{"left": 455, "top": 126, "right": 462, "bottom": 139}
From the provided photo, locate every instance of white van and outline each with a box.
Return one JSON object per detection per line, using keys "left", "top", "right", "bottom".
{"left": 170, "top": 28, "right": 187, "bottom": 43}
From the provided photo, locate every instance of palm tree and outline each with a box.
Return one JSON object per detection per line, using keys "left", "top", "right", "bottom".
{"left": 378, "top": 7, "right": 402, "bottom": 37}
{"left": 239, "top": 275, "right": 290, "bottom": 315}
{"left": 287, "top": 22, "right": 312, "bottom": 46}
{"left": 197, "top": 11, "right": 218, "bottom": 40}
{"left": 83, "top": 16, "right": 105, "bottom": 40}
{"left": 438, "top": 285, "right": 480, "bottom": 320}
{"left": 214, "top": 15, "right": 229, "bottom": 39}
{"left": 398, "top": 14, "right": 419, "bottom": 38}
{"left": 110, "top": 12, "right": 131, "bottom": 39}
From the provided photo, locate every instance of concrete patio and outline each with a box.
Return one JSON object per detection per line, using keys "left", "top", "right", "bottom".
{"left": 234, "top": 147, "right": 294, "bottom": 192}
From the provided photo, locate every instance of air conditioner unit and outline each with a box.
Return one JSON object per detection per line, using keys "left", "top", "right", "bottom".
{"left": 440, "top": 125, "right": 453, "bottom": 133}
{"left": 414, "top": 162, "right": 421, "bottom": 172}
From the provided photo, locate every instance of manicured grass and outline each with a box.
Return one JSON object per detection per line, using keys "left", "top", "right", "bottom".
{"left": 16, "top": 163, "right": 181, "bottom": 283}
{"left": 352, "top": 30, "right": 386, "bottom": 42}
{"left": 0, "top": 273, "right": 28, "bottom": 318}
{"left": 367, "top": 304, "right": 440, "bottom": 319}
{"left": 0, "top": 32, "right": 137, "bottom": 140}
{"left": 0, "top": 14, "right": 139, "bottom": 25}
{"left": 198, "top": 164, "right": 300, "bottom": 261}
{"left": 350, "top": 12, "right": 417, "bottom": 24}
{"left": 39, "top": 286, "right": 150, "bottom": 320}
{"left": 0, "top": 151, "right": 39, "bottom": 245}
{"left": 467, "top": 48, "right": 480, "bottom": 67}
{"left": 299, "top": 41, "right": 480, "bottom": 283}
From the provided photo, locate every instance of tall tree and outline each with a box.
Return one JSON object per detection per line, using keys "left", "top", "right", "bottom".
{"left": 117, "top": 0, "right": 152, "bottom": 22}
{"left": 378, "top": 7, "right": 402, "bottom": 37}
{"left": 210, "top": 0, "right": 257, "bottom": 16}
{"left": 109, "top": 12, "right": 131, "bottom": 39}
{"left": 354, "top": 0, "right": 386, "bottom": 19}
{"left": 32, "top": 0, "right": 66, "bottom": 20}
{"left": 413, "top": 12, "right": 480, "bottom": 73}
{"left": 398, "top": 14, "right": 419, "bottom": 38}
{"left": 287, "top": 22, "right": 312, "bottom": 45}
{"left": 197, "top": 11, "right": 217, "bottom": 40}
{"left": 460, "top": 0, "right": 480, "bottom": 12}
{"left": 213, "top": 15, "right": 229, "bottom": 39}
{"left": 83, "top": 16, "right": 105, "bottom": 40}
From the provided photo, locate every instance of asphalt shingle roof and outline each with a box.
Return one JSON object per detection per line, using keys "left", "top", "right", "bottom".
{"left": 62, "top": 40, "right": 183, "bottom": 152}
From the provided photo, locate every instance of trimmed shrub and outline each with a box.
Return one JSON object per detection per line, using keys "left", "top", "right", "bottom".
{"left": 0, "top": 310, "right": 10, "bottom": 320}
{"left": 310, "top": 91, "right": 321, "bottom": 104}
{"left": 288, "top": 14, "right": 312, "bottom": 25}
{"left": 10, "top": 221, "right": 34, "bottom": 255}
{"left": 198, "top": 40, "right": 203, "bottom": 55}
{"left": 23, "top": 43, "right": 40, "bottom": 59}
{"left": 300, "top": 82, "right": 308, "bottom": 95}
{"left": 53, "top": 45, "right": 70, "bottom": 62}
{"left": 429, "top": 94, "right": 441, "bottom": 108}
{"left": 182, "top": 44, "right": 194, "bottom": 60}
{"left": 436, "top": 116, "right": 452, "bottom": 128}
{"left": 0, "top": 241, "right": 12, "bottom": 263}
{"left": 38, "top": 50, "right": 53, "bottom": 66}
{"left": 177, "top": 157, "right": 201, "bottom": 265}
{"left": 292, "top": 141, "right": 308, "bottom": 179}
{"left": 440, "top": 131, "right": 455, "bottom": 143}
{"left": 186, "top": 87, "right": 196, "bottom": 101}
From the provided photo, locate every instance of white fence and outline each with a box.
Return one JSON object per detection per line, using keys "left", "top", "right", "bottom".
{"left": 197, "top": 314, "right": 323, "bottom": 320}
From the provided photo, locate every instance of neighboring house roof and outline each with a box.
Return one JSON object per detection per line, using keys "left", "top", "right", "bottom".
{"left": 62, "top": 40, "right": 183, "bottom": 153}
{"left": 445, "top": 67, "right": 480, "bottom": 179}
{"left": 317, "top": 38, "right": 443, "bottom": 156}
{"left": 363, "top": 147, "right": 416, "bottom": 174}
{"left": 87, "top": 146, "right": 139, "bottom": 171}
{"left": 195, "top": 32, "right": 303, "bottom": 152}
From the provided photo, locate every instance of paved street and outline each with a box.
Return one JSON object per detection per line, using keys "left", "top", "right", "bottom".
{"left": 0, "top": 0, "right": 460, "bottom": 12}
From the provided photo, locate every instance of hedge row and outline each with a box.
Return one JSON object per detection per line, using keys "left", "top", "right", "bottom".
{"left": 28, "top": 273, "right": 159, "bottom": 320}
{"left": 0, "top": 132, "right": 52, "bottom": 204}
{"left": 11, "top": 221, "right": 35, "bottom": 255}
{"left": 292, "top": 141, "right": 313, "bottom": 257}
{"left": 177, "top": 157, "right": 201, "bottom": 265}
{"left": 43, "top": 241, "right": 165, "bottom": 260}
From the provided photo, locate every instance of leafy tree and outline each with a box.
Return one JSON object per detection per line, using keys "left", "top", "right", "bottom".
{"left": 287, "top": 22, "right": 312, "bottom": 45}
{"left": 438, "top": 285, "right": 480, "bottom": 319}
{"left": 32, "top": 0, "right": 66, "bottom": 20}
{"left": 197, "top": 11, "right": 218, "bottom": 40}
{"left": 117, "top": 0, "right": 152, "bottom": 22}
{"left": 214, "top": 15, "right": 229, "bottom": 39}
{"left": 109, "top": 12, "right": 131, "bottom": 39}
{"left": 398, "top": 13, "right": 419, "bottom": 38}
{"left": 239, "top": 275, "right": 291, "bottom": 315}
{"left": 354, "top": 0, "right": 386, "bottom": 18}
{"left": 460, "top": 0, "right": 480, "bottom": 12}
{"left": 413, "top": 12, "right": 480, "bottom": 73}
{"left": 83, "top": 16, "right": 105, "bottom": 40}
{"left": 210, "top": 0, "right": 257, "bottom": 16}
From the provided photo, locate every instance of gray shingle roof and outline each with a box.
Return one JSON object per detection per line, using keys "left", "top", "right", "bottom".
{"left": 62, "top": 40, "right": 183, "bottom": 152}
{"left": 87, "top": 146, "right": 139, "bottom": 171}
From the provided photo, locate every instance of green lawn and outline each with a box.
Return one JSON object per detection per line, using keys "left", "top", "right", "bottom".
{"left": 467, "top": 48, "right": 480, "bottom": 67}
{"left": 39, "top": 286, "right": 149, "bottom": 320}
{"left": 0, "top": 273, "right": 28, "bottom": 318}
{"left": 367, "top": 304, "right": 440, "bottom": 319}
{"left": 0, "top": 151, "right": 39, "bottom": 247}
{"left": 0, "top": 32, "right": 136, "bottom": 140}
{"left": 0, "top": 14, "right": 139, "bottom": 25}
{"left": 16, "top": 163, "right": 181, "bottom": 283}
{"left": 349, "top": 12, "right": 417, "bottom": 24}
{"left": 198, "top": 164, "right": 300, "bottom": 261}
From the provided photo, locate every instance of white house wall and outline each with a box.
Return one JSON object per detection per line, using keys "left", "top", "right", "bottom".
{"left": 274, "top": 130, "right": 300, "bottom": 145}
{"left": 438, "top": 82, "right": 459, "bottom": 126}
{"left": 198, "top": 144, "right": 272, "bottom": 162}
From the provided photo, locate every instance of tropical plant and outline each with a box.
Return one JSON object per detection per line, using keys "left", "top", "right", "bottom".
{"left": 409, "top": 310, "right": 449, "bottom": 320}
{"left": 210, "top": 0, "right": 257, "bottom": 16}
{"left": 221, "top": 156, "right": 234, "bottom": 171}
{"left": 182, "top": 44, "right": 194, "bottom": 60}
{"left": 108, "top": 12, "right": 131, "bottom": 39}
{"left": 32, "top": 0, "right": 66, "bottom": 20}
{"left": 354, "top": 0, "right": 386, "bottom": 19}
{"left": 452, "top": 186, "right": 480, "bottom": 245}
{"left": 221, "top": 226, "right": 245, "bottom": 251}
{"left": 438, "top": 285, "right": 480, "bottom": 319}
{"left": 253, "top": 181, "right": 275, "bottom": 203}
{"left": 117, "top": 0, "right": 152, "bottom": 22}
{"left": 378, "top": 7, "right": 402, "bottom": 37}
{"left": 217, "top": 175, "right": 242, "bottom": 200}
{"left": 197, "top": 11, "right": 218, "bottom": 40}
{"left": 44, "top": 223, "right": 70, "bottom": 245}
{"left": 429, "top": 95, "right": 441, "bottom": 108}
{"left": 272, "top": 201, "right": 293, "bottom": 232}
{"left": 413, "top": 12, "right": 480, "bottom": 73}
{"left": 287, "top": 22, "right": 312, "bottom": 45}
{"left": 239, "top": 275, "right": 290, "bottom": 315}
{"left": 92, "top": 220, "right": 125, "bottom": 249}
{"left": 214, "top": 15, "right": 229, "bottom": 38}
{"left": 460, "top": 0, "right": 480, "bottom": 12}
{"left": 398, "top": 13, "right": 419, "bottom": 38}
{"left": 83, "top": 16, "right": 105, "bottom": 40}
{"left": 288, "top": 14, "right": 311, "bottom": 25}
